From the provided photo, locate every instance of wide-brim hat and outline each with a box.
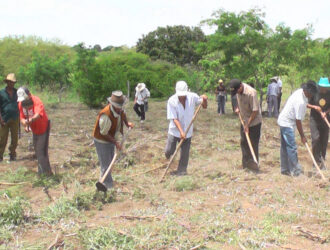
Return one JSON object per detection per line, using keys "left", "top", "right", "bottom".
{"left": 318, "top": 77, "right": 330, "bottom": 87}
{"left": 229, "top": 79, "right": 241, "bottom": 95}
{"left": 107, "top": 90, "right": 127, "bottom": 108}
{"left": 4, "top": 73, "right": 17, "bottom": 83}
{"left": 135, "top": 83, "right": 146, "bottom": 92}
{"left": 175, "top": 80, "right": 188, "bottom": 96}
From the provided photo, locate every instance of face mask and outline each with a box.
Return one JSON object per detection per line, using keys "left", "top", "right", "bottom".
{"left": 22, "top": 98, "right": 33, "bottom": 108}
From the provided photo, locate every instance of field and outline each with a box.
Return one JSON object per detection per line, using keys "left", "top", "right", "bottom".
{"left": 0, "top": 97, "right": 329, "bottom": 249}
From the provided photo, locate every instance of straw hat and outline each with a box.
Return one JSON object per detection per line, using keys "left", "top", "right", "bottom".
{"left": 136, "top": 83, "right": 146, "bottom": 92}
{"left": 107, "top": 90, "right": 127, "bottom": 108}
{"left": 218, "top": 79, "right": 223, "bottom": 84}
{"left": 4, "top": 73, "right": 17, "bottom": 83}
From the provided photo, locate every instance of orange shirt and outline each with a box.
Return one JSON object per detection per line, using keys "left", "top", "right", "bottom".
{"left": 18, "top": 95, "right": 49, "bottom": 135}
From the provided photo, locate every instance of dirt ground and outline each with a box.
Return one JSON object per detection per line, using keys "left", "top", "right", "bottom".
{"left": 0, "top": 98, "right": 329, "bottom": 249}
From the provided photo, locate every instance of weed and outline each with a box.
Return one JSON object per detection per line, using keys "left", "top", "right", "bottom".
{"left": 0, "top": 226, "right": 12, "bottom": 244}
{"left": 173, "top": 176, "right": 198, "bottom": 192}
{"left": 0, "top": 167, "right": 35, "bottom": 183}
{"left": 41, "top": 196, "right": 79, "bottom": 224}
{"left": 32, "top": 174, "right": 62, "bottom": 188}
{"left": 0, "top": 197, "right": 30, "bottom": 226}
{"left": 78, "top": 226, "right": 135, "bottom": 249}
{"left": 132, "top": 187, "right": 146, "bottom": 200}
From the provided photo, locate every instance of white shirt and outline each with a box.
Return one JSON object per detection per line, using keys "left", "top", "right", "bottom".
{"left": 167, "top": 92, "right": 202, "bottom": 138}
{"left": 135, "top": 88, "right": 150, "bottom": 105}
{"left": 267, "top": 82, "right": 279, "bottom": 96}
{"left": 277, "top": 89, "right": 308, "bottom": 129}
{"left": 278, "top": 79, "right": 283, "bottom": 88}
{"left": 94, "top": 106, "right": 122, "bottom": 144}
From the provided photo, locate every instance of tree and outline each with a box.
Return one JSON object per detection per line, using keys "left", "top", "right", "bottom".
{"left": 136, "top": 25, "right": 206, "bottom": 66}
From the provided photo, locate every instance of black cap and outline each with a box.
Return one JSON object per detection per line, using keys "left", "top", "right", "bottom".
{"left": 229, "top": 79, "right": 242, "bottom": 95}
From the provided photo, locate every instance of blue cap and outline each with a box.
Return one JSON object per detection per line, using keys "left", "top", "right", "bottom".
{"left": 318, "top": 77, "right": 330, "bottom": 87}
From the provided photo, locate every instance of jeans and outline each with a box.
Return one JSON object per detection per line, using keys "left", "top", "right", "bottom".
{"left": 280, "top": 126, "right": 302, "bottom": 176}
{"left": 133, "top": 103, "right": 145, "bottom": 121}
{"left": 217, "top": 95, "right": 225, "bottom": 114}
{"left": 165, "top": 134, "right": 191, "bottom": 173}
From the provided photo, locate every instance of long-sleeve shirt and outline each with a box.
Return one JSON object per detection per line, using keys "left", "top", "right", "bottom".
{"left": 267, "top": 82, "right": 279, "bottom": 97}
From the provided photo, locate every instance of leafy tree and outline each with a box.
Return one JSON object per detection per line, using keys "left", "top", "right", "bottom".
{"left": 136, "top": 25, "right": 206, "bottom": 66}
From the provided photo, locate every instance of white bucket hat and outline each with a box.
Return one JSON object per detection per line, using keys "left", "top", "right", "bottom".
{"left": 136, "top": 83, "right": 146, "bottom": 92}
{"left": 175, "top": 81, "right": 188, "bottom": 96}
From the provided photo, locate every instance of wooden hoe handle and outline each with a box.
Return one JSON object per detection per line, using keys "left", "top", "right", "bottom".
{"left": 238, "top": 112, "right": 259, "bottom": 165}
{"left": 305, "top": 142, "right": 326, "bottom": 181}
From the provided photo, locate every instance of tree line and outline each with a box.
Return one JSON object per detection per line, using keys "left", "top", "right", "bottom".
{"left": 0, "top": 9, "right": 329, "bottom": 107}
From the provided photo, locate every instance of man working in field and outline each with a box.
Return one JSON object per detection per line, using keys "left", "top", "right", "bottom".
{"left": 93, "top": 91, "right": 133, "bottom": 189}
{"left": 133, "top": 83, "right": 150, "bottom": 123}
{"left": 307, "top": 78, "right": 330, "bottom": 169}
{"left": 267, "top": 78, "right": 280, "bottom": 117}
{"left": 17, "top": 87, "right": 53, "bottom": 176}
{"left": 230, "top": 79, "right": 262, "bottom": 171}
{"left": 277, "top": 82, "right": 317, "bottom": 176}
{"left": 0, "top": 73, "right": 19, "bottom": 162}
{"left": 165, "top": 81, "right": 207, "bottom": 175}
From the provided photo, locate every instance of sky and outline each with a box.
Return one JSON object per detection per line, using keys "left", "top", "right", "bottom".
{"left": 1, "top": 0, "right": 329, "bottom": 48}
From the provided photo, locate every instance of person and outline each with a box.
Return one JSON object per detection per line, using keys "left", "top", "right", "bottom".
{"left": 307, "top": 78, "right": 330, "bottom": 169}
{"left": 165, "top": 81, "right": 207, "bottom": 175}
{"left": 133, "top": 83, "right": 150, "bottom": 123}
{"left": 215, "top": 79, "right": 226, "bottom": 115}
{"left": 17, "top": 87, "right": 53, "bottom": 175}
{"left": 231, "top": 93, "right": 238, "bottom": 113}
{"left": 230, "top": 79, "right": 262, "bottom": 171}
{"left": 277, "top": 82, "right": 317, "bottom": 176}
{"left": 0, "top": 73, "right": 19, "bottom": 161}
{"left": 266, "top": 78, "right": 280, "bottom": 117}
{"left": 276, "top": 77, "right": 283, "bottom": 112}
{"left": 93, "top": 91, "right": 133, "bottom": 189}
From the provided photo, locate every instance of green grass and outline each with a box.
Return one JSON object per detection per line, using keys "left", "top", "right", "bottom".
{"left": 0, "top": 167, "right": 36, "bottom": 183}
{"left": 173, "top": 176, "right": 199, "bottom": 192}
{"left": 79, "top": 226, "right": 135, "bottom": 249}
{"left": 0, "top": 197, "right": 30, "bottom": 226}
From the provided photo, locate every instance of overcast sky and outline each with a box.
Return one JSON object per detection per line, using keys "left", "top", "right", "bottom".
{"left": 1, "top": 0, "right": 329, "bottom": 48}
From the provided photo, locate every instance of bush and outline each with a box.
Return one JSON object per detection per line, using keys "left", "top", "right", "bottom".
{"left": 71, "top": 46, "right": 201, "bottom": 107}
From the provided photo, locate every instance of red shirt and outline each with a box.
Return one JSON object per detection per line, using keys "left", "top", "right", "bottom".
{"left": 18, "top": 95, "right": 49, "bottom": 135}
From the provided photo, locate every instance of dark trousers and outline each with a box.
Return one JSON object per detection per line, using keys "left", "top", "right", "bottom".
{"left": 133, "top": 103, "right": 145, "bottom": 120}
{"left": 165, "top": 134, "right": 191, "bottom": 172}
{"left": 310, "top": 115, "right": 329, "bottom": 167}
{"left": 231, "top": 95, "right": 238, "bottom": 113}
{"left": 0, "top": 118, "right": 19, "bottom": 159}
{"left": 217, "top": 95, "right": 226, "bottom": 114}
{"left": 240, "top": 123, "right": 261, "bottom": 168}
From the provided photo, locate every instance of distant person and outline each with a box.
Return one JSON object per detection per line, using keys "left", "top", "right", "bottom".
{"left": 215, "top": 79, "right": 226, "bottom": 115}
{"left": 307, "top": 78, "right": 330, "bottom": 169}
{"left": 230, "top": 79, "right": 262, "bottom": 171}
{"left": 165, "top": 81, "right": 207, "bottom": 175}
{"left": 133, "top": 83, "right": 150, "bottom": 123}
{"left": 276, "top": 77, "right": 283, "bottom": 112}
{"left": 93, "top": 91, "right": 134, "bottom": 189}
{"left": 0, "top": 73, "right": 19, "bottom": 161}
{"left": 231, "top": 93, "right": 238, "bottom": 113}
{"left": 266, "top": 78, "right": 280, "bottom": 117}
{"left": 277, "top": 82, "right": 317, "bottom": 176}
{"left": 17, "top": 87, "right": 53, "bottom": 175}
